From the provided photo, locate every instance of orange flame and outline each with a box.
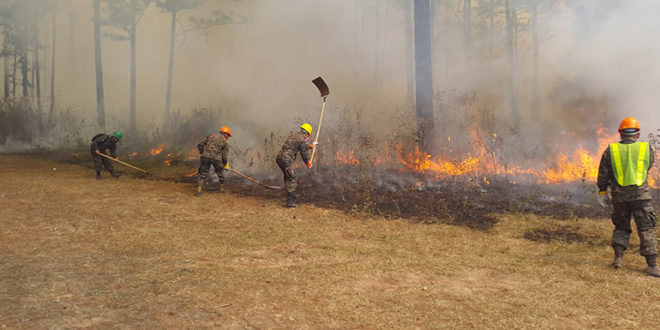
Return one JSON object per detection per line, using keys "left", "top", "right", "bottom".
{"left": 150, "top": 143, "right": 168, "bottom": 156}
{"left": 330, "top": 123, "right": 659, "bottom": 188}
{"left": 335, "top": 150, "right": 360, "bottom": 165}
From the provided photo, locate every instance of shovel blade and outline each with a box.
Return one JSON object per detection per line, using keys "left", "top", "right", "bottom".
{"left": 312, "top": 77, "right": 329, "bottom": 97}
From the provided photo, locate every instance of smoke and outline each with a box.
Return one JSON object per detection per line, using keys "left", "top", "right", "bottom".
{"left": 4, "top": 0, "right": 660, "bottom": 159}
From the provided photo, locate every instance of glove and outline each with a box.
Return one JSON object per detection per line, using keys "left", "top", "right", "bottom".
{"left": 224, "top": 163, "right": 229, "bottom": 169}
{"left": 597, "top": 191, "right": 609, "bottom": 207}
{"left": 307, "top": 161, "right": 312, "bottom": 169}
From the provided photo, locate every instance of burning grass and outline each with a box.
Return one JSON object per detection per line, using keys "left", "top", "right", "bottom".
{"left": 47, "top": 127, "right": 659, "bottom": 233}
{"left": 2, "top": 154, "right": 660, "bottom": 328}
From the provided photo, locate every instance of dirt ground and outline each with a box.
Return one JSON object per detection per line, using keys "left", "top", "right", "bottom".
{"left": 1, "top": 154, "right": 660, "bottom": 328}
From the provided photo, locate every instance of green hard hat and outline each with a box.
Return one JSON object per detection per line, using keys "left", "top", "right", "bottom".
{"left": 112, "top": 131, "right": 123, "bottom": 140}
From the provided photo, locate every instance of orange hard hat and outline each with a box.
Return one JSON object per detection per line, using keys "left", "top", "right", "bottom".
{"left": 219, "top": 126, "right": 232, "bottom": 137}
{"left": 618, "top": 117, "right": 640, "bottom": 132}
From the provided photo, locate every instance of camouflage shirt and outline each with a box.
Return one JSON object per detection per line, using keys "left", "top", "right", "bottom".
{"left": 597, "top": 135, "right": 655, "bottom": 202}
{"left": 198, "top": 133, "right": 229, "bottom": 163}
{"left": 91, "top": 133, "right": 118, "bottom": 158}
{"left": 276, "top": 131, "right": 312, "bottom": 166}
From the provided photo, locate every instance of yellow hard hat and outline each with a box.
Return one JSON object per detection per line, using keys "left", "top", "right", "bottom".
{"left": 300, "top": 123, "right": 312, "bottom": 135}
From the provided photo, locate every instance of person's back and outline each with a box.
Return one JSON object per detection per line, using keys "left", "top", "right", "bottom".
{"left": 91, "top": 134, "right": 117, "bottom": 154}
{"left": 90, "top": 131, "right": 122, "bottom": 179}
{"left": 276, "top": 124, "right": 314, "bottom": 208}
{"left": 195, "top": 126, "right": 231, "bottom": 197}
{"left": 596, "top": 117, "right": 659, "bottom": 277}
{"left": 277, "top": 131, "right": 311, "bottom": 165}
{"left": 199, "top": 133, "right": 228, "bottom": 161}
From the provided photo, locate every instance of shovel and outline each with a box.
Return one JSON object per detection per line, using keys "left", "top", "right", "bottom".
{"left": 310, "top": 76, "right": 330, "bottom": 164}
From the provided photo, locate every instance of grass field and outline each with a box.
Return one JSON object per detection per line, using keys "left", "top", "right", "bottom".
{"left": 1, "top": 154, "right": 659, "bottom": 328}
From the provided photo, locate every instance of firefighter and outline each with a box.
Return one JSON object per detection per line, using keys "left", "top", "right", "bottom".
{"left": 195, "top": 126, "right": 231, "bottom": 197}
{"left": 597, "top": 117, "right": 659, "bottom": 277}
{"left": 90, "top": 131, "right": 122, "bottom": 179}
{"left": 276, "top": 123, "right": 315, "bottom": 208}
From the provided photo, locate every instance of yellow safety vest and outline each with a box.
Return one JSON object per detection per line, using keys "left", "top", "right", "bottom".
{"left": 610, "top": 141, "right": 650, "bottom": 186}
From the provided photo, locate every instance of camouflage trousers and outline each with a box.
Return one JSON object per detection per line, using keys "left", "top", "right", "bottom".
{"left": 611, "top": 200, "right": 658, "bottom": 256}
{"left": 90, "top": 148, "right": 114, "bottom": 174}
{"left": 198, "top": 157, "right": 225, "bottom": 187}
{"left": 276, "top": 157, "right": 297, "bottom": 194}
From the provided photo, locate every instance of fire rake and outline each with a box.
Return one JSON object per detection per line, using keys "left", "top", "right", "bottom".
{"left": 310, "top": 76, "right": 330, "bottom": 164}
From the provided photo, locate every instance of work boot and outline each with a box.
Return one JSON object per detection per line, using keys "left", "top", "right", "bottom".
{"left": 612, "top": 246, "right": 625, "bottom": 269}
{"left": 194, "top": 186, "right": 202, "bottom": 197}
{"left": 645, "top": 255, "right": 660, "bottom": 277}
{"left": 111, "top": 172, "right": 121, "bottom": 178}
{"left": 96, "top": 172, "right": 102, "bottom": 180}
{"left": 286, "top": 193, "right": 299, "bottom": 208}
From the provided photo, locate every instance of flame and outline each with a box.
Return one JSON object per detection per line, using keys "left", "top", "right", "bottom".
{"left": 150, "top": 143, "right": 168, "bottom": 156}
{"left": 335, "top": 150, "right": 360, "bottom": 165}
{"left": 333, "top": 123, "right": 653, "bottom": 187}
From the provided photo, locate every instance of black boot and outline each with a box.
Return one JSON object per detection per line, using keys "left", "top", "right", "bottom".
{"left": 286, "top": 193, "right": 299, "bottom": 208}
{"left": 612, "top": 246, "right": 625, "bottom": 269}
{"left": 96, "top": 171, "right": 102, "bottom": 180}
{"left": 645, "top": 255, "right": 660, "bottom": 277}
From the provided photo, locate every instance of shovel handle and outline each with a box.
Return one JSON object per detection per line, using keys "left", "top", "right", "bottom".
{"left": 228, "top": 168, "right": 281, "bottom": 190}
{"left": 310, "top": 96, "right": 326, "bottom": 164}
{"left": 96, "top": 151, "right": 150, "bottom": 174}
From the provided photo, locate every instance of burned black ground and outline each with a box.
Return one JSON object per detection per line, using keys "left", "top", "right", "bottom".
{"left": 44, "top": 152, "right": 659, "bottom": 233}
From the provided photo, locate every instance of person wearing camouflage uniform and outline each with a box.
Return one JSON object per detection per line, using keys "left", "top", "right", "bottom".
{"left": 276, "top": 123, "right": 314, "bottom": 208}
{"left": 90, "top": 131, "right": 122, "bottom": 179}
{"left": 195, "top": 126, "right": 231, "bottom": 197}
{"left": 597, "top": 117, "right": 659, "bottom": 277}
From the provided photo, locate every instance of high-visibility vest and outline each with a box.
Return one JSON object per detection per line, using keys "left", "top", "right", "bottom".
{"left": 609, "top": 141, "right": 650, "bottom": 186}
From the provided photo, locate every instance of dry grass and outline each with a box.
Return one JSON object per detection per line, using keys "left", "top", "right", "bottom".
{"left": 1, "top": 154, "right": 659, "bottom": 328}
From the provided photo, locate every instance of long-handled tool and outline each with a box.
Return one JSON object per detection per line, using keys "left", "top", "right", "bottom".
{"left": 189, "top": 168, "right": 282, "bottom": 190}
{"left": 310, "top": 76, "right": 330, "bottom": 164}
{"left": 96, "top": 151, "right": 151, "bottom": 174}
{"left": 227, "top": 168, "right": 281, "bottom": 190}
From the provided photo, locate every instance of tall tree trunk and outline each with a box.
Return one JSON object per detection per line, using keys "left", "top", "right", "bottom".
{"left": 93, "top": 0, "right": 105, "bottom": 129}
{"left": 463, "top": 0, "right": 471, "bottom": 69}
{"left": 18, "top": 22, "right": 28, "bottom": 98}
{"left": 34, "top": 20, "right": 42, "bottom": 115}
{"left": 20, "top": 51, "right": 28, "bottom": 98}
{"left": 403, "top": 0, "right": 414, "bottom": 107}
{"left": 164, "top": 10, "right": 177, "bottom": 127}
{"left": 129, "top": 0, "right": 137, "bottom": 136}
{"left": 414, "top": 0, "right": 434, "bottom": 152}
{"left": 373, "top": 1, "right": 381, "bottom": 88}
{"left": 504, "top": 0, "right": 518, "bottom": 126}
{"left": 12, "top": 52, "right": 17, "bottom": 97}
{"left": 531, "top": 0, "right": 539, "bottom": 121}
{"left": 3, "top": 56, "right": 9, "bottom": 99}
{"left": 444, "top": 4, "right": 450, "bottom": 83}
{"left": 31, "top": 51, "right": 35, "bottom": 98}
{"left": 489, "top": 0, "right": 494, "bottom": 70}
{"left": 49, "top": 1, "right": 57, "bottom": 125}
